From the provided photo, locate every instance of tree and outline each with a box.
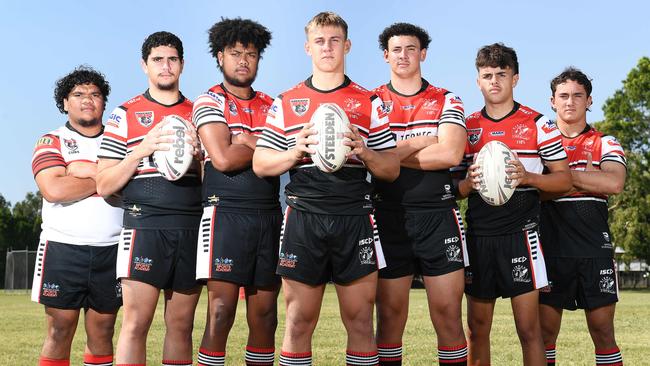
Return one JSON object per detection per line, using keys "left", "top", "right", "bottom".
{"left": 11, "top": 191, "right": 43, "bottom": 251}
{"left": 594, "top": 56, "right": 650, "bottom": 263}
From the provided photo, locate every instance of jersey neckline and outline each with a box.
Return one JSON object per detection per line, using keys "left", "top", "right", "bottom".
{"left": 219, "top": 83, "right": 257, "bottom": 101}
{"left": 305, "top": 75, "right": 351, "bottom": 93}
{"left": 143, "top": 89, "right": 187, "bottom": 107}
{"left": 480, "top": 101, "right": 520, "bottom": 122}
{"left": 559, "top": 123, "right": 591, "bottom": 139}
{"left": 65, "top": 121, "right": 104, "bottom": 138}
{"left": 386, "top": 78, "right": 429, "bottom": 97}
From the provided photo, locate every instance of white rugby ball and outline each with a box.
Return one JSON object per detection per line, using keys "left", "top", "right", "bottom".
{"left": 309, "top": 103, "right": 351, "bottom": 173}
{"left": 475, "top": 140, "right": 516, "bottom": 206}
{"left": 152, "top": 115, "right": 193, "bottom": 181}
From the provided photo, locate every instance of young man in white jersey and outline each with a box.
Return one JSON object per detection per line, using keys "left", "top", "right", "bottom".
{"left": 31, "top": 66, "right": 123, "bottom": 366}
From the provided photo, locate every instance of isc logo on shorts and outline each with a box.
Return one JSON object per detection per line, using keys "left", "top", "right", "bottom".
{"left": 358, "top": 237, "right": 373, "bottom": 246}
{"left": 511, "top": 256, "right": 527, "bottom": 264}
{"left": 133, "top": 256, "right": 153, "bottom": 272}
{"left": 600, "top": 269, "right": 614, "bottom": 275}
{"left": 444, "top": 236, "right": 459, "bottom": 244}
{"left": 279, "top": 252, "right": 298, "bottom": 268}
{"left": 42, "top": 283, "right": 60, "bottom": 298}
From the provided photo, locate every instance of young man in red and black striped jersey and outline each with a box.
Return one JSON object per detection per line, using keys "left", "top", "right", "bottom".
{"left": 31, "top": 66, "right": 123, "bottom": 366}
{"left": 371, "top": 23, "right": 468, "bottom": 366}
{"left": 192, "top": 18, "right": 279, "bottom": 366}
{"left": 456, "top": 43, "right": 571, "bottom": 365}
{"left": 539, "top": 68, "right": 626, "bottom": 366}
{"left": 97, "top": 32, "right": 202, "bottom": 366}
{"left": 253, "top": 12, "right": 399, "bottom": 366}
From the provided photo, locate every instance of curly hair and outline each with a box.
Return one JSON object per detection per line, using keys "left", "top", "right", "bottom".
{"left": 142, "top": 31, "right": 184, "bottom": 61}
{"left": 475, "top": 43, "right": 519, "bottom": 75}
{"left": 208, "top": 18, "right": 272, "bottom": 67}
{"left": 378, "top": 22, "right": 431, "bottom": 51}
{"left": 550, "top": 67, "right": 593, "bottom": 97}
{"left": 54, "top": 65, "right": 110, "bottom": 114}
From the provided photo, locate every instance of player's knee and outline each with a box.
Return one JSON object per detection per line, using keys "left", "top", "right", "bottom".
{"left": 208, "top": 302, "right": 237, "bottom": 332}
{"left": 87, "top": 320, "right": 116, "bottom": 343}
{"left": 589, "top": 325, "right": 616, "bottom": 347}
{"left": 515, "top": 324, "right": 542, "bottom": 345}
{"left": 249, "top": 307, "right": 278, "bottom": 332}
{"left": 47, "top": 321, "right": 76, "bottom": 345}
{"left": 285, "top": 312, "right": 318, "bottom": 337}
{"left": 342, "top": 311, "right": 374, "bottom": 337}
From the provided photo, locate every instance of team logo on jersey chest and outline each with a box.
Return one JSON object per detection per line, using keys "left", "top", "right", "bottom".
{"left": 422, "top": 99, "right": 440, "bottom": 115}
{"left": 290, "top": 98, "right": 310, "bottom": 116}
{"left": 467, "top": 128, "right": 483, "bottom": 145}
{"left": 381, "top": 100, "right": 393, "bottom": 114}
{"left": 344, "top": 98, "right": 362, "bottom": 119}
{"left": 135, "top": 111, "right": 154, "bottom": 127}
{"left": 512, "top": 124, "right": 532, "bottom": 142}
{"left": 228, "top": 100, "right": 238, "bottom": 116}
{"left": 214, "top": 257, "right": 233, "bottom": 272}
{"left": 63, "top": 138, "right": 79, "bottom": 153}
{"left": 259, "top": 104, "right": 270, "bottom": 116}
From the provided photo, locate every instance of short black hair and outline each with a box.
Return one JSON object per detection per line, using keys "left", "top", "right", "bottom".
{"left": 142, "top": 31, "right": 184, "bottom": 61}
{"left": 208, "top": 18, "right": 272, "bottom": 69}
{"left": 551, "top": 67, "right": 593, "bottom": 97}
{"left": 475, "top": 43, "right": 519, "bottom": 75}
{"left": 54, "top": 65, "right": 110, "bottom": 114}
{"left": 378, "top": 22, "right": 431, "bottom": 50}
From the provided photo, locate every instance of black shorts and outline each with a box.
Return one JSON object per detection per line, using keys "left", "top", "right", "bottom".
{"left": 539, "top": 257, "right": 619, "bottom": 310}
{"left": 464, "top": 229, "right": 548, "bottom": 299}
{"left": 376, "top": 207, "right": 467, "bottom": 279}
{"left": 116, "top": 228, "right": 199, "bottom": 291}
{"left": 196, "top": 206, "right": 282, "bottom": 287}
{"left": 276, "top": 207, "right": 385, "bottom": 285}
{"left": 31, "top": 241, "right": 122, "bottom": 311}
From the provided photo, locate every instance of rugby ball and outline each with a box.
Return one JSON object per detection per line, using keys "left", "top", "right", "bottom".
{"left": 309, "top": 103, "right": 351, "bottom": 173}
{"left": 152, "top": 115, "right": 193, "bottom": 181}
{"left": 475, "top": 141, "right": 516, "bottom": 206}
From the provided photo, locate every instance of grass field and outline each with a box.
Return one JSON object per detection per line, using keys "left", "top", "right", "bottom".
{"left": 2, "top": 288, "right": 648, "bottom": 365}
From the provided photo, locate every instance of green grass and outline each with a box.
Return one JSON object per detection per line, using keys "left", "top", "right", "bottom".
{"left": 2, "top": 288, "right": 649, "bottom": 365}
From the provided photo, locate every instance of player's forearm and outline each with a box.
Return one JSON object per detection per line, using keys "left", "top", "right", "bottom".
{"left": 456, "top": 178, "right": 474, "bottom": 199}
{"left": 364, "top": 150, "right": 400, "bottom": 182}
{"left": 96, "top": 156, "right": 140, "bottom": 197}
{"left": 207, "top": 144, "right": 254, "bottom": 172}
{"left": 252, "top": 148, "right": 297, "bottom": 177}
{"left": 571, "top": 170, "right": 625, "bottom": 195}
{"left": 401, "top": 143, "right": 464, "bottom": 170}
{"left": 39, "top": 176, "right": 97, "bottom": 203}
{"left": 526, "top": 170, "right": 572, "bottom": 193}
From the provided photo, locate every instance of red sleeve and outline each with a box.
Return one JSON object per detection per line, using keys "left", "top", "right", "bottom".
{"left": 32, "top": 134, "right": 64, "bottom": 176}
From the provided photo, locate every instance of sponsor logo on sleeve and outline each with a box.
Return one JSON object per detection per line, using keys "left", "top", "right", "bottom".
{"left": 541, "top": 119, "right": 557, "bottom": 134}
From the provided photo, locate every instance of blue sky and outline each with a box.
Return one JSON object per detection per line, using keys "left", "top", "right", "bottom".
{"left": 1, "top": 0, "right": 648, "bottom": 204}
